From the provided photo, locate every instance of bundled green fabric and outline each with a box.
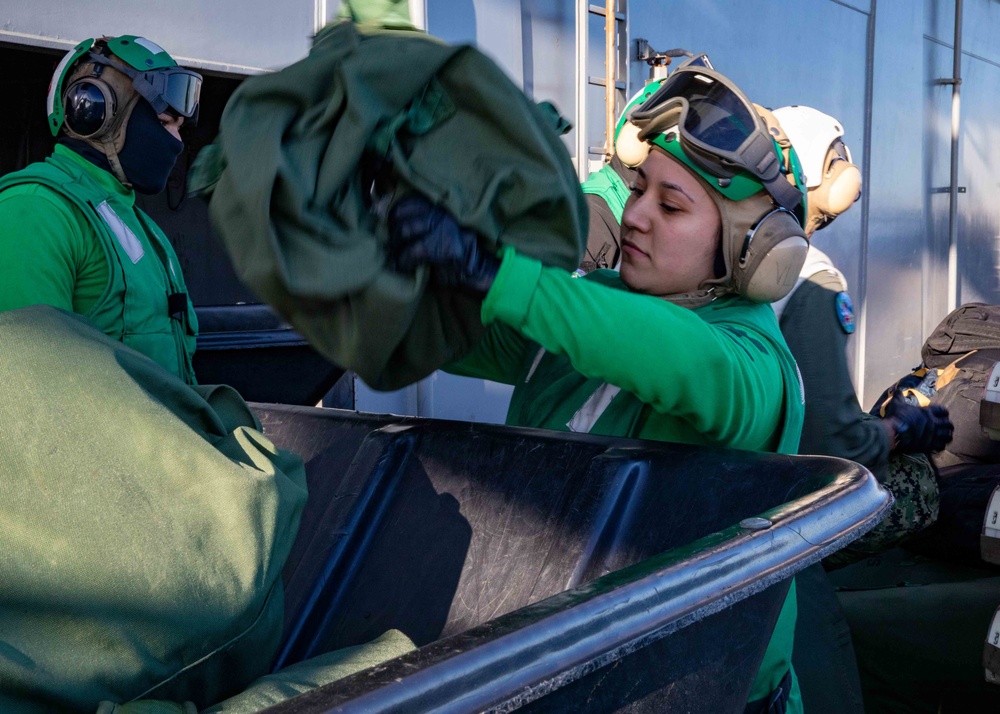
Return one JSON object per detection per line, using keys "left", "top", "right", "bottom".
{"left": 98, "top": 630, "right": 416, "bottom": 713}
{"left": 0, "top": 306, "right": 307, "bottom": 713}
{"left": 336, "top": 0, "right": 413, "bottom": 27}
{"left": 192, "top": 21, "right": 586, "bottom": 390}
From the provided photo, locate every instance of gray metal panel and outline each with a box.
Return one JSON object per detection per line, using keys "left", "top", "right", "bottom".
{"left": 955, "top": 52, "right": 1000, "bottom": 307}
{"left": 0, "top": 0, "right": 319, "bottom": 73}
{"left": 942, "top": 0, "right": 1000, "bottom": 314}
{"left": 924, "top": 0, "right": 956, "bottom": 46}
{"left": 862, "top": 1, "right": 928, "bottom": 402}
{"left": 962, "top": 0, "right": 1000, "bottom": 64}
{"left": 922, "top": 38, "right": 953, "bottom": 339}
{"left": 627, "top": 0, "right": 871, "bottom": 387}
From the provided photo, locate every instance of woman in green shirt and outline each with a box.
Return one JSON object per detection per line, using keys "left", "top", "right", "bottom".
{"left": 388, "top": 65, "right": 812, "bottom": 713}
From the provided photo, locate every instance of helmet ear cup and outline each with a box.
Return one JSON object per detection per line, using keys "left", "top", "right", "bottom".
{"left": 733, "top": 209, "right": 808, "bottom": 303}
{"left": 816, "top": 159, "right": 862, "bottom": 216}
{"left": 616, "top": 120, "right": 651, "bottom": 168}
{"left": 63, "top": 78, "right": 116, "bottom": 140}
{"left": 804, "top": 144, "right": 862, "bottom": 233}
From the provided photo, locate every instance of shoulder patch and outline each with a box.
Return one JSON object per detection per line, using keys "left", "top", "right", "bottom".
{"left": 836, "top": 292, "right": 855, "bottom": 334}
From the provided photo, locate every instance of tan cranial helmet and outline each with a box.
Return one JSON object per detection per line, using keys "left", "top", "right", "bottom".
{"left": 687, "top": 165, "right": 808, "bottom": 307}
{"left": 636, "top": 125, "right": 808, "bottom": 308}
{"left": 48, "top": 35, "right": 202, "bottom": 188}
{"left": 621, "top": 64, "right": 814, "bottom": 306}
{"left": 771, "top": 105, "right": 862, "bottom": 236}
{"left": 62, "top": 52, "right": 143, "bottom": 160}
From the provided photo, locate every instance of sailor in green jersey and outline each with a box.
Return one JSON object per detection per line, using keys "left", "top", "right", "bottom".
{"left": 579, "top": 79, "right": 662, "bottom": 272}
{"left": 0, "top": 35, "right": 202, "bottom": 383}
{"left": 579, "top": 57, "right": 714, "bottom": 273}
{"left": 388, "top": 64, "right": 812, "bottom": 714}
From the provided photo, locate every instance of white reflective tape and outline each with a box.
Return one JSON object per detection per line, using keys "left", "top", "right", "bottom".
{"left": 95, "top": 201, "right": 144, "bottom": 264}
{"left": 133, "top": 37, "right": 167, "bottom": 56}
{"left": 524, "top": 347, "right": 546, "bottom": 384}
{"left": 47, "top": 50, "right": 77, "bottom": 117}
{"left": 984, "top": 486, "right": 1000, "bottom": 540}
{"left": 987, "top": 607, "right": 1000, "bottom": 684}
{"left": 567, "top": 383, "right": 621, "bottom": 434}
{"left": 986, "top": 363, "right": 1000, "bottom": 404}
{"left": 988, "top": 608, "right": 1000, "bottom": 648}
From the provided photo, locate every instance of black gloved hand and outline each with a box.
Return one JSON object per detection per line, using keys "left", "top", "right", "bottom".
{"left": 884, "top": 397, "right": 954, "bottom": 454}
{"left": 388, "top": 195, "right": 500, "bottom": 295}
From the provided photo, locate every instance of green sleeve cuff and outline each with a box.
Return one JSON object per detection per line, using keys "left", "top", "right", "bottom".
{"left": 481, "top": 246, "right": 543, "bottom": 328}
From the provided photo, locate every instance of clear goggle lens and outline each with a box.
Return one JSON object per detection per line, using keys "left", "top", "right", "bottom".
{"left": 143, "top": 68, "right": 202, "bottom": 118}
{"left": 645, "top": 70, "right": 758, "bottom": 155}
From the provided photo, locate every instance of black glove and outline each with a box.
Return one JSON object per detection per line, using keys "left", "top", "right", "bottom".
{"left": 388, "top": 195, "right": 500, "bottom": 295}
{"left": 884, "top": 397, "right": 954, "bottom": 454}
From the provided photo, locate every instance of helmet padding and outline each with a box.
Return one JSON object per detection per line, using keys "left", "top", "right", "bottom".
{"left": 62, "top": 53, "right": 143, "bottom": 185}
{"left": 646, "top": 146, "right": 808, "bottom": 307}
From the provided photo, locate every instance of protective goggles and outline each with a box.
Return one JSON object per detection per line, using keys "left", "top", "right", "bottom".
{"left": 89, "top": 53, "right": 202, "bottom": 124}
{"left": 630, "top": 66, "right": 805, "bottom": 223}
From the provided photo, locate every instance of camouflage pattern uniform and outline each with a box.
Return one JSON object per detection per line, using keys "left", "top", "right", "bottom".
{"left": 825, "top": 440, "right": 940, "bottom": 567}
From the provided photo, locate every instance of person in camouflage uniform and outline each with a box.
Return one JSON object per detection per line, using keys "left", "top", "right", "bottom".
{"left": 825, "top": 437, "right": 940, "bottom": 568}
{"left": 833, "top": 323, "right": 1000, "bottom": 713}
{"left": 773, "top": 107, "right": 952, "bottom": 714}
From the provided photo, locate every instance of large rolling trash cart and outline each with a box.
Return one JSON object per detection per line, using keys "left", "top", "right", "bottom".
{"left": 251, "top": 404, "right": 890, "bottom": 714}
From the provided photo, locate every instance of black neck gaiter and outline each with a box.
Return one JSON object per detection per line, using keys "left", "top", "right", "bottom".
{"left": 57, "top": 137, "right": 113, "bottom": 175}
{"left": 117, "top": 100, "right": 184, "bottom": 195}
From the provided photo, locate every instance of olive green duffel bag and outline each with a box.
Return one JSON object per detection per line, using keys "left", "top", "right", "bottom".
{"left": 0, "top": 306, "right": 307, "bottom": 713}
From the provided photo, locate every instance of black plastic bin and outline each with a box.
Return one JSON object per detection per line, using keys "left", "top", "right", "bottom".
{"left": 251, "top": 404, "right": 890, "bottom": 714}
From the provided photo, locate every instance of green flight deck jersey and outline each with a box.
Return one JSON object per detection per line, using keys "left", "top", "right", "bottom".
{"left": 450, "top": 247, "right": 806, "bottom": 711}
{"left": 579, "top": 158, "right": 634, "bottom": 271}
{"left": 0, "top": 145, "right": 198, "bottom": 383}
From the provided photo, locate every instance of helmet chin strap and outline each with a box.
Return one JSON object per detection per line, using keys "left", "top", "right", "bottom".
{"left": 661, "top": 285, "right": 726, "bottom": 309}
{"left": 92, "top": 92, "right": 140, "bottom": 188}
{"left": 100, "top": 137, "right": 130, "bottom": 187}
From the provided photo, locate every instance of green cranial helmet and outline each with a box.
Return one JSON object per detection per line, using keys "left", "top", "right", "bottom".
{"left": 46, "top": 35, "right": 202, "bottom": 138}
{"left": 614, "top": 86, "right": 784, "bottom": 203}
{"left": 621, "top": 73, "right": 810, "bottom": 306}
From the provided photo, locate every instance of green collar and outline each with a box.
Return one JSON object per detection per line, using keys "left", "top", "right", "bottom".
{"left": 53, "top": 144, "right": 135, "bottom": 207}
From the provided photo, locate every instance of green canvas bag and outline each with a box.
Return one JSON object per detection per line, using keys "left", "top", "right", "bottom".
{"left": 0, "top": 306, "right": 307, "bottom": 713}
{"left": 191, "top": 21, "right": 586, "bottom": 390}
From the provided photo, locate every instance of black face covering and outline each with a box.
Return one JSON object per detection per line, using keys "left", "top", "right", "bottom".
{"left": 117, "top": 99, "right": 184, "bottom": 195}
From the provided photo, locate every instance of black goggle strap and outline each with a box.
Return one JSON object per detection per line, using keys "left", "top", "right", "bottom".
{"left": 85, "top": 53, "right": 200, "bottom": 119}
{"left": 762, "top": 174, "right": 806, "bottom": 226}
{"left": 632, "top": 75, "right": 805, "bottom": 225}
{"left": 746, "top": 134, "right": 806, "bottom": 222}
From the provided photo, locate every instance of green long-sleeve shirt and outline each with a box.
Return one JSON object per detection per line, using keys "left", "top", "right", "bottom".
{"left": 450, "top": 247, "right": 805, "bottom": 710}
{"left": 452, "top": 247, "right": 802, "bottom": 453}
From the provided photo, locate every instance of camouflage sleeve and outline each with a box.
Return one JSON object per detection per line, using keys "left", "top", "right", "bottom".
{"left": 825, "top": 441, "right": 940, "bottom": 568}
